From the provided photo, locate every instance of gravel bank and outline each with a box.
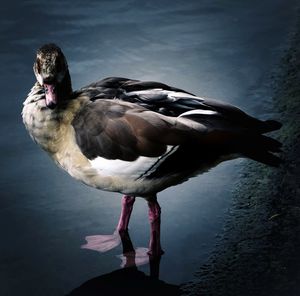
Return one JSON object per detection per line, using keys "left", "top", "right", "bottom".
{"left": 181, "top": 16, "right": 300, "bottom": 296}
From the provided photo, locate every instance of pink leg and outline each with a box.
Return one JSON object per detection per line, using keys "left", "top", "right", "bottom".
{"left": 117, "top": 195, "right": 136, "bottom": 232}
{"left": 148, "top": 196, "right": 164, "bottom": 257}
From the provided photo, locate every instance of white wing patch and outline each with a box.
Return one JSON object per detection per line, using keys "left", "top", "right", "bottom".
{"left": 89, "top": 145, "right": 178, "bottom": 180}
{"left": 179, "top": 109, "right": 218, "bottom": 116}
{"left": 124, "top": 89, "right": 204, "bottom": 101}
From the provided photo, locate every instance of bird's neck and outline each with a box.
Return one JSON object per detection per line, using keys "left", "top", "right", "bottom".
{"left": 58, "top": 70, "right": 73, "bottom": 100}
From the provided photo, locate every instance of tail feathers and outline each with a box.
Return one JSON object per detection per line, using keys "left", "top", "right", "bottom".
{"left": 261, "top": 120, "right": 282, "bottom": 133}
{"left": 244, "top": 150, "right": 282, "bottom": 167}
{"left": 240, "top": 118, "right": 282, "bottom": 134}
{"left": 197, "top": 97, "right": 282, "bottom": 134}
{"left": 258, "top": 134, "right": 282, "bottom": 152}
{"left": 240, "top": 134, "right": 282, "bottom": 167}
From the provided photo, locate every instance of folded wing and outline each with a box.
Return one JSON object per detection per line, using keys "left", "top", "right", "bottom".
{"left": 71, "top": 99, "right": 205, "bottom": 162}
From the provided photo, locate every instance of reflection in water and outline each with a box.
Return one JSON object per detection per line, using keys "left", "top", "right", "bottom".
{"left": 69, "top": 231, "right": 180, "bottom": 296}
{"left": 82, "top": 230, "right": 149, "bottom": 268}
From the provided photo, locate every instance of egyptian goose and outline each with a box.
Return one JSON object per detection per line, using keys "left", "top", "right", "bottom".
{"left": 22, "top": 44, "right": 281, "bottom": 256}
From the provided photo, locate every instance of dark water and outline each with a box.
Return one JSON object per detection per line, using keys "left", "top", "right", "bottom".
{"left": 0, "top": 0, "right": 297, "bottom": 295}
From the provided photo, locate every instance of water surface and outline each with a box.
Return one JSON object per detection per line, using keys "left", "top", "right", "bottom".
{"left": 0, "top": 0, "right": 297, "bottom": 295}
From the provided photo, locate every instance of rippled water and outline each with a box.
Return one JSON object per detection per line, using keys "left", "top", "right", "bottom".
{"left": 0, "top": 0, "right": 297, "bottom": 295}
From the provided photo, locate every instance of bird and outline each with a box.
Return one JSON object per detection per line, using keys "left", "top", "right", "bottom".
{"left": 22, "top": 43, "right": 281, "bottom": 257}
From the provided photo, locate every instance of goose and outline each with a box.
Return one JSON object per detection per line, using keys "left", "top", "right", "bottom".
{"left": 22, "top": 43, "right": 281, "bottom": 257}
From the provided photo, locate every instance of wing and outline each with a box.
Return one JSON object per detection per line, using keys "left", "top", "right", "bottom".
{"left": 78, "top": 77, "right": 207, "bottom": 116}
{"left": 72, "top": 99, "right": 204, "bottom": 162}
{"left": 72, "top": 98, "right": 281, "bottom": 182}
{"left": 77, "top": 77, "right": 280, "bottom": 133}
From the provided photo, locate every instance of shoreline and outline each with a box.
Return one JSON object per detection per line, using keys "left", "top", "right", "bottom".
{"left": 181, "top": 13, "right": 300, "bottom": 296}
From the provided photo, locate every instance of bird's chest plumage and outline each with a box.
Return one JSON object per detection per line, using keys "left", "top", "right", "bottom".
{"left": 21, "top": 96, "right": 145, "bottom": 194}
{"left": 22, "top": 95, "right": 92, "bottom": 174}
{"left": 22, "top": 101, "right": 63, "bottom": 153}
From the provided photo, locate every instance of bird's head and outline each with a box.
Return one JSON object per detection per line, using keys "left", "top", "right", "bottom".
{"left": 34, "top": 43, "right": 72, "bottom": 109}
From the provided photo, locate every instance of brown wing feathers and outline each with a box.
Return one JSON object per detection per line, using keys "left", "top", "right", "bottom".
{"left": 72, "top": 94, "right": 281, "bottom": 166}
{"left": 72, "top": 100, "right": 192, "bottom": 161}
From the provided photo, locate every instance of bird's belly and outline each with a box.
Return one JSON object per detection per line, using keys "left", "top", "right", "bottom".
{"left": 65, "top": 157, "right": 173, "bottom": 197}
{"left": 89, "top": 156, "right": 162, "bottom": 180}
{"left": 84, "top": 146, "right": 180, "bottom": 196}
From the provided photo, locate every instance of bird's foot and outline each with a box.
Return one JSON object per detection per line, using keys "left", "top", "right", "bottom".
{"left": 147, "top": 247, "right": 165, "bottom": 258}
{"left": 117, "top": 247, "right": 149, "bottom": 268}
{"left": 81, "top": 230, "right": 121, "bottom": 253}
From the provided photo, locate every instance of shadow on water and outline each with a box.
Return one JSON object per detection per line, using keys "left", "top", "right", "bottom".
{"left": 67, "top": 231, "right": 180, "bottom": 296}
